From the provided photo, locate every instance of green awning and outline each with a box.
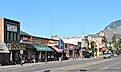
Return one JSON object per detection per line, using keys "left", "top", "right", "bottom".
{"left": 33, "top": 44, "right": 53, "bottom": 51}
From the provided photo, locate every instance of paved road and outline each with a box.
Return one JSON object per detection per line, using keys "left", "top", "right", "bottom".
{"left": 51, "top": 55, "right": 121, "bottom": 72}
{"left": 0, "top": 58, "right": 102, "bottom": 72}
{"left": 0, "top": 56, "right": 121, "bottom": 72}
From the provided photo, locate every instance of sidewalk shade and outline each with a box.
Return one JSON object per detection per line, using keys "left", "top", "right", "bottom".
{"left": 33, "top": 44, "right": 53, "bottom": 51}
{"left": 10, "top": 43, "right": 25, "bottom": 50}
{"left": 0, "top": 42, "right": 9, "bottom": 53}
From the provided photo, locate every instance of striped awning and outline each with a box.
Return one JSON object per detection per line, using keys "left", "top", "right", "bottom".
{"left": 6, "top": 43, "right": 25, "bottom": 50}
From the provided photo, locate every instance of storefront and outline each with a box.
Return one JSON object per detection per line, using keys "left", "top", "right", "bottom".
{"left": 19, "top": 33, "right": 56, "bottom": 62}
{"left": 73, "top": 45, "right": 80, "bottom": 59}
{"left": 0, "top": 18, "right": 21, "bottom": 65}
{"left": 32, "top": 44, "right": 54, "bottom": 62}
{"left": 6, "top": 43, "right": 25, "bottom": 64}
{"left": 0, "top": 42, "right": 10, "bottom": 65}
{"left": 47, "top": 38, "right": 65, "bottom": 60}
{"left": 22, "top": 44, "right": 54, "bottom": 62}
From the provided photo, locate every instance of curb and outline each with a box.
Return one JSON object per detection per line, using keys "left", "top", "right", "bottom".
{"left": 0, "top": 57, "right": 102, "bottom": 69}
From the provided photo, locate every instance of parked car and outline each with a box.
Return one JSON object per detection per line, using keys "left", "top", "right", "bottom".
{"left": 112, "top": 53, "right": 118, "bottom": 57}
{"left": 103, "top": 52, "right": 111, "bottom": 59}
{"left": 84, "top": 52, "right": 91, "bottom": 58}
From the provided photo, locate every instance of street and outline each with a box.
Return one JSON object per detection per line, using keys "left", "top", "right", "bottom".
{"left": 51, "top": 56, "right": 121, "bottom": 72}
{"left": 0, "top": 56, "right": 121, "bottom": 72}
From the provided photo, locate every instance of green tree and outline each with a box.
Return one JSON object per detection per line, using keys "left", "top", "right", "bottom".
{"left": 117, "top": 38, "right": 121, "bottom": 54}
{"left": 102, "top": 36, "right": 107, "bottom": 43}
{"left": 90, "top": 41, "right": 96, "bottom": 53}
{"left": 108, "top": 45, "right": 113, "bottom": 52}
{"left": 112, "top": 34, "right": 117, "bottom": 48}
{"left": 90, "top": 41, "right": 95, "bottom": 48}
{"left": 117, "top": 39, "right": 121, "bottom": 48}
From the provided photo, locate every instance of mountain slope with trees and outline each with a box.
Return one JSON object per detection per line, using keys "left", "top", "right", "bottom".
{"left": 103, "top": 20, "right": 121, "bottom": 42}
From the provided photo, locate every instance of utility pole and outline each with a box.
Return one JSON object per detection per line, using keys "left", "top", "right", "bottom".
{"left": 81, "top": 38, "right": 86, "bottom": 59}
{"left": 45, "top": 44, "right": 47, "bottom": 63}
{"left": 45, "top": 50, "right": 47, "bottom": 63}
{"left": 81, "top": 27, "right": 85, "bottom": 60}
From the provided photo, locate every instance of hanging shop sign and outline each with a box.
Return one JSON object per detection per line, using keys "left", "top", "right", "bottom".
{"left": 7, "top": 24, "right": 17, "bottom": 32}
{"left": 20, "top": 50, "right": 23, "bottom": 54}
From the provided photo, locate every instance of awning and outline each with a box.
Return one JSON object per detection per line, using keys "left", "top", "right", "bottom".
{"left": 0, "top": 42, "right": 9, "bottom": 53}
{"left": 51, "top": 46, "right": 63, "bottom": 53}
{"left": 10, "top": 43, "right": 25, "bottom": 50}
{"left": 33, "top": 44, "right": 53, "bottom": 51}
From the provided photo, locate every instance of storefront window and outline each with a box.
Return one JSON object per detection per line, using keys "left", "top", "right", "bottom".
{"left": 7, "top": 32, "right": 9, "bottom": 40}
{"left": 16, "top": 34, "right": 18, "bottom": 41}
{"left": 14, "top": 33, "right": 16, "bottom": 41}
{"left": 9, "top": 32, "right": 11, "bottom": 41}
{"left": 11, "top": 32, "right": 13, "bottom": 41}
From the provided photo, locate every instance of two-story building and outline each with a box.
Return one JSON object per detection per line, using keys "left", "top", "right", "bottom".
{"left": 0, "top": 18, "right": 24, "bottom": 65}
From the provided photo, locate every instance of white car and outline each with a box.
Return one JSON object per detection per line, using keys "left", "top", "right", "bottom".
{"left": 111, "top": 52, "right": 118, "bottom": 57}
{"left": 113, "top": 53, "right": 118, "bottom": 57}
{"left": 103, "top": 53, "right": 111, "bottom": 59}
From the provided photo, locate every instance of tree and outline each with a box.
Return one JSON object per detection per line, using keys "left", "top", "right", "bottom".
{"left": 90, "top": 41, "right": 96, "bottom": 49}
{"left": 108, "top": 45, "right": 113, "bottom": 52}
{"left": 117, "top": 38, "right": 121, "bottom": 54}
{"left": 112, "top": 34, "right": 117, "bottom": 48}
{"left": 90, "top": 41, "right": 96, "bottom": 57}
{"left": 117, "top": 39, "right": 121, "bottom": 48}
{"left": 102, "top": 36, "right": 107, "bottom": 43}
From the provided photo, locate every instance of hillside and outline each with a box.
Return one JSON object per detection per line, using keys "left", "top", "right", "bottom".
{"left": 88, "top": 20, "right": 121, "bottom": 42}
{"left": 103, "top": 20, "right": 121, "bottom": 42}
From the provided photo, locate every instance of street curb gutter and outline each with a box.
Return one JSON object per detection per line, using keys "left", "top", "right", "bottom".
{"left": 0, "top": 56, "right": 102, "bottom": 69}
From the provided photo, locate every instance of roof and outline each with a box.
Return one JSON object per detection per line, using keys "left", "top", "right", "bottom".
{"left": 32, "top": 35, "right": 58, "bottom": 41}
{"left": 20, "top": 31, "right": 31, "bottom": 36}
{"left": 20, "top": 31, "right": 58, "bottom": 41}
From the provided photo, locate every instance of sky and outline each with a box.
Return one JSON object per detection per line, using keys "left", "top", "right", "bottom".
{"left": 0, "top": 0, "right": 121, "bottom": 38}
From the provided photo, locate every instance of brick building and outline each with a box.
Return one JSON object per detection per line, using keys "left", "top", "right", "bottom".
{"left": 0, "top": 18, "right": 24, "bottom": 65}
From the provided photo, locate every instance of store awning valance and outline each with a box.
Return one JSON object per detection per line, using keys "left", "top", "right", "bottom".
{"left": 0, "top": 42, "right": 9, "bottom": 53}
{"left": 51, "top": 46, "right": 63, "bottom": 53}
{"left": 9, "top": 43, "right": 25, "bottom": 50}
{"left": 33, "top": 44, "right": 53, "bottom": 51}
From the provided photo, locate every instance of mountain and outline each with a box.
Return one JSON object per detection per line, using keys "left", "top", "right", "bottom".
{"left": 88, "top": 20, "right": 121, "bottom": 42}
{"left": 104, "top": 20, "right": 121, "bottom": 30}
{"left": 103, "top": 20, "right": 121, "bottom": 42}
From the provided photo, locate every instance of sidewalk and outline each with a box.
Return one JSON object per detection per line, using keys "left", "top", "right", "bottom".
{"left": 0, "top": 61, "right": 58, "bottom": 69}
{"left": 0, "top": 56, "right": 102, "bottom": 69}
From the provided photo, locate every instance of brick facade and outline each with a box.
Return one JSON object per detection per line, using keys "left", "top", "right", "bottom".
{"left": 0, "top": 18, "right": 4, "bottom": 42}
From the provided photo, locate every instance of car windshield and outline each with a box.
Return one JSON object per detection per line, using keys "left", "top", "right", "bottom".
{"left": 104, "top": 53, "right": 111, "bottom": 55}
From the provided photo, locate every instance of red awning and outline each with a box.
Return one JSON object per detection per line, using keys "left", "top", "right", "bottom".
{"left": 51, "top": 46, "right": 63, "bottom": 53}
